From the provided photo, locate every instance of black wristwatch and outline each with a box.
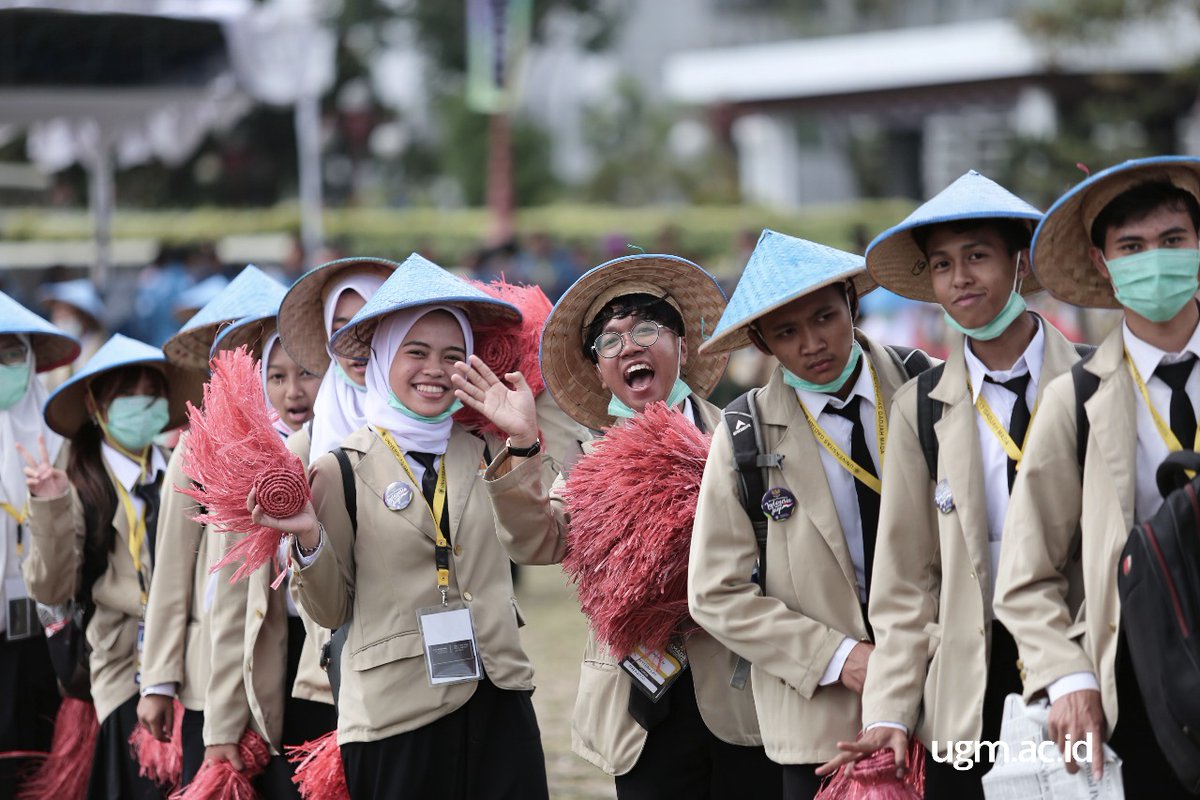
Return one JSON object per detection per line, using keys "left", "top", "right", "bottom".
{"left": 506, "top": 437, "right": 542, "bottom": 458}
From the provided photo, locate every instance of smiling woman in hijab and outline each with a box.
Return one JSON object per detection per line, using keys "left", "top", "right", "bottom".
{"left": 249, "top": 253, "right": 549, "bottom": 800}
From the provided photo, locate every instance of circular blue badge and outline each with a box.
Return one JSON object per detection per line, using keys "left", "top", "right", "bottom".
{"left": 760, "top": 487, "right": 796, "bottom": 521}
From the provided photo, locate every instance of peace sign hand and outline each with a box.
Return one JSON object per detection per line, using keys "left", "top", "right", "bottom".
{"left": 451, "top": 355, "right": 539, "bottom": 445}
{"left": 17, "top": 435, "right": 69, "bottom": 498}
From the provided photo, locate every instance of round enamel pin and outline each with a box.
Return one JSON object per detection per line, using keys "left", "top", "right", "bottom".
{"left": 760, "top": 487, "right": 796, "bottom": 521}
{"left": 384, "top": 481, "right": 413, "bottom": 511}
{"left": 934, "top": 479, "right": 955, "bottom": 514}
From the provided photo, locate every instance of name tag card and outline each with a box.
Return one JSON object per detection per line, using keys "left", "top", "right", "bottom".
{"left": 5, "top": 576, "right": 39, "bottom": 642}
{"left": 620, "top": 641, "right": 688, "bottom": 703}
{"left": 416, "top": 603, "right": 483, "bottom": 686}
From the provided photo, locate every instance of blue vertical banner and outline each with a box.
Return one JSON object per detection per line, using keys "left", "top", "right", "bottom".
{"left": 466, "top": 0, "right": 533, "bottom": 113}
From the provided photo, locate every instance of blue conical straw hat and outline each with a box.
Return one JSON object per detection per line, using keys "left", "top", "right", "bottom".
{"left": 210, "top": 311, "right": 280, "bottom": 361}
{"left": 172, "top": 274, "right": 230, "bottom": 322}
{"left": 0, "top": 291, "right": 80, "bottom": 372}
{"left": 163, "top": 265, "right": 287, "bottom": 369}
{"left": 865, "top": 170, "right": 1043, "bottom": 303}
{"left": 698, "top": 229, "right": 874, "bottom": 355}
{"left": 44, "top": 333, "right": 205, "bottom": 437}
{"left": 38, "top": 279, "right": 105, "bottom": 327}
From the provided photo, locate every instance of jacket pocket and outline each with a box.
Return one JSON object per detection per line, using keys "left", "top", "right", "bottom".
{"left": 348, "top": 630, "right": 424, "bottom": 672}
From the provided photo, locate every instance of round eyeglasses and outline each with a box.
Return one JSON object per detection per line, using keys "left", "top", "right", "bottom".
{"left": 592, "top": 321, "right": 669, "bottom": 359}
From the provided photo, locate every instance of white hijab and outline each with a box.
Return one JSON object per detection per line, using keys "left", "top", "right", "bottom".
{"left": 1, "top": 336, "right": 61, "bottom": 508}
{"left": 260, "top": 333, "right": 294, "bottom": 438}
{"left": 364, "top": 305, "right": 473, "bottom": 455}
{"left": 308, "top": 274, "right": 386, "bottom": 460}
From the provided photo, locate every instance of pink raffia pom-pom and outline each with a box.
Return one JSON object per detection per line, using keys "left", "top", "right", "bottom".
{"left": 128, "top": 698, "right": 185, "bottom": 790}
{"left": 179, "top": 346, "right": 310, "bottom": 583}
{"left": 254, "top": 468, "right": 309, "bottom": 519}
{"left": 287, "top": 730, "right": 350, "bottom": 800}
{"left": 455, "top": 278, "right": 552, "bottom": 436}
{"left": 170, "top": 729, "right": 270, "bottom": 800}
{"left": 815, "top": 738, "right": 926, "bottom": 800}
{"left": 560, "top": 402, "right": 709, "bottom": 658}
{"left": 16, "top": 697, "right": 99, "bottom": 800}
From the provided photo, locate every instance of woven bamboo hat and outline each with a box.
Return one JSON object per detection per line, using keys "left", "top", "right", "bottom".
{"left": 39, "top": 279, "right": 105, "bottom": 329}
{"left": 44, "top": 333, "right": 205, "bottom": 438}
{"left": 210, "top": 312, "right": 279, "bottom": 360}
{"left": 866, "top": 170, "right": 1044, "bottom": 302}
{"left": 278, "top": 256, "right": 398, "bottom": 374}
{"left": 163, "top": 266, "right": 287, "bottom": 369}
{"left": 172, "top": 274, "right": 230, "bottom": 323}
{"left": 328, "top": 253, "right": 521, "bottom": 361}
{"left": 540, "top": 253, "right": 728, "bottom": 431}
{"left": 0, "top": 291, "right": 80, "bottom": 372}
{"left": 699, "top": 229, "right": 875, "bottom": 356}
{"left": 1032, "top": 156, "right": 1200, "bottom": 308}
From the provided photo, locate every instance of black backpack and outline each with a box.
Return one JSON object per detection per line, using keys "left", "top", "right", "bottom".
{"left": 1116, "top": 450, "right": 1200, "bottom": 792}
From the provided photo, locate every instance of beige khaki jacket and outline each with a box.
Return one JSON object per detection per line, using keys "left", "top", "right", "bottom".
{"left": 485, "top": 397, "right": 762, "bottom": 776}
{"left": 24, "top": 446, "right": 168, "bottom": 723}
{"left": 861, "top": 322, "right": 1082, "bottom": 745}
{"left": 994, "top": 326, "right": 1138, "bottom": 736}
{"left": 141, "top": 436, "right": 218, "bottom": 710}
{"left": 688, "top": 334, "right": 910, "bottom": 764}
{"left": 291, "top": 424, "right": 534, "bottom": 744}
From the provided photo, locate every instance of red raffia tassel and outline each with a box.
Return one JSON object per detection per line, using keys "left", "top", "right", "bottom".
{"left": 560, "top": 402, "right": 709, "bottom": 658}
{"left": 128, "top": 698, "right": 185, "bottom": 790}
{"left": 814, "top": 737, "right": 926, "bottom": 800}
{"left": 16, "top": 697, "right": 99, "bottom": 800}
{"left": 455, "top": 278, "right": 552, "bottom": 436}
{"left": 179, "top": 346, "right": 310, "bottom": 583}
{"left": 171, "top": 729, "right": 270, "bottom": 800}
{"left": 286, "top": 730, "right": 349, "bottom": 800}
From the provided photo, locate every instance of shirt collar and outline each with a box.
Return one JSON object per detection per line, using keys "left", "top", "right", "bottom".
{"left": 101, "top": 442, "right": 166, "bottom": 491}
{"left": 1122, "top": 315, "right": 1200, "bottom": 379}
{"left": 680, "top": 396, "right": 696, "bottom": 425}
{"left": 795, "top": 355, "right": 876, "bottom": 419}
{"left": 963, "top": 315, "right": 1045, "bottom": 404}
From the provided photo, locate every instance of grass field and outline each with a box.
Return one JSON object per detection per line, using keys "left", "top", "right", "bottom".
{"left": 514, "top": 563, "right": 618, "bottom": 800}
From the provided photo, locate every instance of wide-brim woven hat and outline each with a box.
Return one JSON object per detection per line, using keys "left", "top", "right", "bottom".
{"left": 1032, "top": 156, "right": 1200, "bottom": 308}
{"left": 44, "top": 333, "right": 206, "bottom": 438}
{"left": 172, "top": 274, "right": 230, "bottom": 323}
{"left": 540, "top": 253, "right": 729, "bottom": 431}
{"left": 329, "top": 253, "right": 521, "bottom": 361}
{"left": 699, "top": 229, "right": 875, "bottom": 355}
{"left": 38, "top": 279, "right": 105, "bottom": 329}
{"left": 163, "top": 266, "right": 287, "bottom": 369}
{"left": 866, "top": 170, "right": 1044, "bottom": 303}
{"left": 0, "top": 291, "right": 80, "bottom": 373}
{"left": 210, "top": 314, "right": 278, "bottom": 360}
{"left": 278, "top": 256, "right": 399, "bottom": 374}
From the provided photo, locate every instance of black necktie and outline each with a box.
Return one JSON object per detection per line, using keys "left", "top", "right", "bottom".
{"left": 826, "top": 397, "right": 879, "bottom": 599}
{"left": 984, "top": 373, "right": 1032, "bottom": 491}
{"left": 134, "top": 470, "right": 164, "bottom": 562}
{"left": 1154, "top": 357, "right": 1198, "bottom": 449}
{"left": 409, "top": 451, "right": 449, "bottom": 538}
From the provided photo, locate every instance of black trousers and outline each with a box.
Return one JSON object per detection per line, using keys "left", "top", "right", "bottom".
{"left": 87, "top": 695, "right": 165, "bottom": 800}
{"left": 616, "top": 669, "right": 782, "bottom": 799}
{"left": 0, "top": 635, "right": 60, "bottom": 800}
{"left": 924, "top": 621, "right": 1023, "bottom": 800}
{"left": 340, "top": 675, "right": 547, "bottom": 800}
{"left": 179, "top": 707, "right": 205, "bottom": 787}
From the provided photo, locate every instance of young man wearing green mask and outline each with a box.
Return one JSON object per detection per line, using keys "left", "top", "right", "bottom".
{"left": 687, "top": 229, "right": 931, "bottom": 800}
{"left": 815, "top": 171, "right": 1087, "bottom": 798}
{"left": 993, "top": 157, "right": 1200, "bottom": 799}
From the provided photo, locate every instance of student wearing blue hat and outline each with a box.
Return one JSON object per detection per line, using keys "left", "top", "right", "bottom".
{"left": 815, "top": 171, "right": 1087, "bottom": 797}
{"left": 686, "top": 229, "right": 932, "bottom": 799}
{"left": 994, "top": 157, "right": 1200, "bottom": 799}
{"left": 40, "top": 278, "right": 107, "bottom": 392}
{"left": 137, "top": 265, "right": 288, "bottom": 788}
{"left": 0, "top": 292, "right": 79, "bottom": 800}
{"left": 453, "top": 253, "right": 781, "bottom": 799}
{"left": 20, "top": 334, "right": 202, "bottom": 799}
{"left": 249, "top": 253, "right": 550, "bottom": 799}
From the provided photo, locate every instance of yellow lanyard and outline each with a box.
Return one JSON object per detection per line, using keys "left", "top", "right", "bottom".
{"left": 967, "top": 376, "right": 1036, "bottom": 465}
{"left": 799, "top": 359, "right": 887, "bottom": 495}
{"left": 1126, "top": 351, "right": 1200, "bottom": 453}
{"left": 1, "top": 501, "right": 28, "bottom": 557}
{"left": 378, "top": 430, "right": 450, "bottom": 593}
{"left": 110, "top": 473, "right": 150, "bottom": 606}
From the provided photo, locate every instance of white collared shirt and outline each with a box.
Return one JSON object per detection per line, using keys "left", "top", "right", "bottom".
{"left": 101, "top": 442, "right": 167, "bottom": 522}
{"left": 962, "top": 317, "right": 1046, "bottom": 592}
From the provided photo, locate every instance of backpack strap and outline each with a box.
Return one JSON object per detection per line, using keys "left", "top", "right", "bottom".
{"left": 885, "top": 344, "right": 934, "bottom": 380}
{"left": 332, "top": 447, "right": 357, "bottom": 534}
{"left": 1071, "top": 355, "right": 1100, "bottom": 473}
{"left": 916, "top": 363, "right": 946, "bottom": 482}
{"left": 324, "top": 447, "right": 357, "bottom": 707}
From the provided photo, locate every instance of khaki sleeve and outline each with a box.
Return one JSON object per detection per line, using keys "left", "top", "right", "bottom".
{"left": 861, "top": 388, "right": 942, "bottom": 731}
{"left": 533, "top": 390, "right": 587, "bottom": 478}
{"left": 202, "top": 533, "right": 254, "bottom": 746}
{"left": 484, "top": 447, "right": 570, "bottom": 565}
{"left": 687, "top": 420, "right": 848, "bottom": 699}
{"left": 23, "top": 486, "right": 84, "bottom": 606}
{"left": 290, "top": 452, "right": 356, "bottom": 630}
{"left": 141, "top": 444, "right": 204, "bottom": 687}
{"left": 994, "top": 374, "right": 1093, "bottom": 698}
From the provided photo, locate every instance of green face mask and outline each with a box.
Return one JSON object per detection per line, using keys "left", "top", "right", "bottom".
{"left": 608, "top": 378, "right": 693, "bottom": 419}
{"left": 104, "top": 395, "right": 170, "bottom": 451}
{"left": 0, "top": 362, "right": 30, "bottom": 410}
{"left": 387, "top": 391, "right": 461, "bottom": 423}
{"left": 782, "top": 340, "right": 863, "bottom": 394}
{"left": 943, "top": 290, "right": 1027, "bottom": 342}
{"left": 335, "top": 363, "right": 367, "bottom": 394}
{"left": 1105, "top": 248, "right": 1200, "bottom": 323}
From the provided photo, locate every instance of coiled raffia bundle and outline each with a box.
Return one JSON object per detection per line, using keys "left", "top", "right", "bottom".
{"left": 16, "top": 697, "right": 98, "bottom": 800}
{"left": 170, "top": 729, "right": 270, "bottom": 800}
{"left": 180, "top": 346, "right": 311, "bottom": 583}
{"left": 814, "top": 738, "right": 926, "bottom": 800}
{"left": 560, "top": 402, "right": 708, "bottom": 658}
{"left": 128, "top": 698, "right": 185, "bottom": 790}
{"left": 287, "top": 730, "right": 350, "bottom": 800}
{"left": 253, "top": 468, "right": 309, "bottom": 519}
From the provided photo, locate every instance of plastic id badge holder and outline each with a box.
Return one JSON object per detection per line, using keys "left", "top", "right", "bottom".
{"left": 5, "top": 576, "right": 40, "bottom": 642}
{"left": 416, "top": 602, "right": 482, "bottom": 686}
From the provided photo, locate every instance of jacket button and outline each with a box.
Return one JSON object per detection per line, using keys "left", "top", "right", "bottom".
{"left": 255, "top": 609, "right": 264, "bottom": 619}
{"left": 979, "top": 627, "right": 985, "bottom": 636}
{"left": 1016, "top": 659, "right": 1024, "bottom": 670}
{"left": 969, "top": 572, "right": 976, "bottom": 580}
{"left": 454, "top": 544, "right": 462, "bottom": 556}
{"left": 463, "top": 591, "right": 473, "bottom": 602}
{"left": 1109, "top": 622, "right": 1117, "bottom": 633}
